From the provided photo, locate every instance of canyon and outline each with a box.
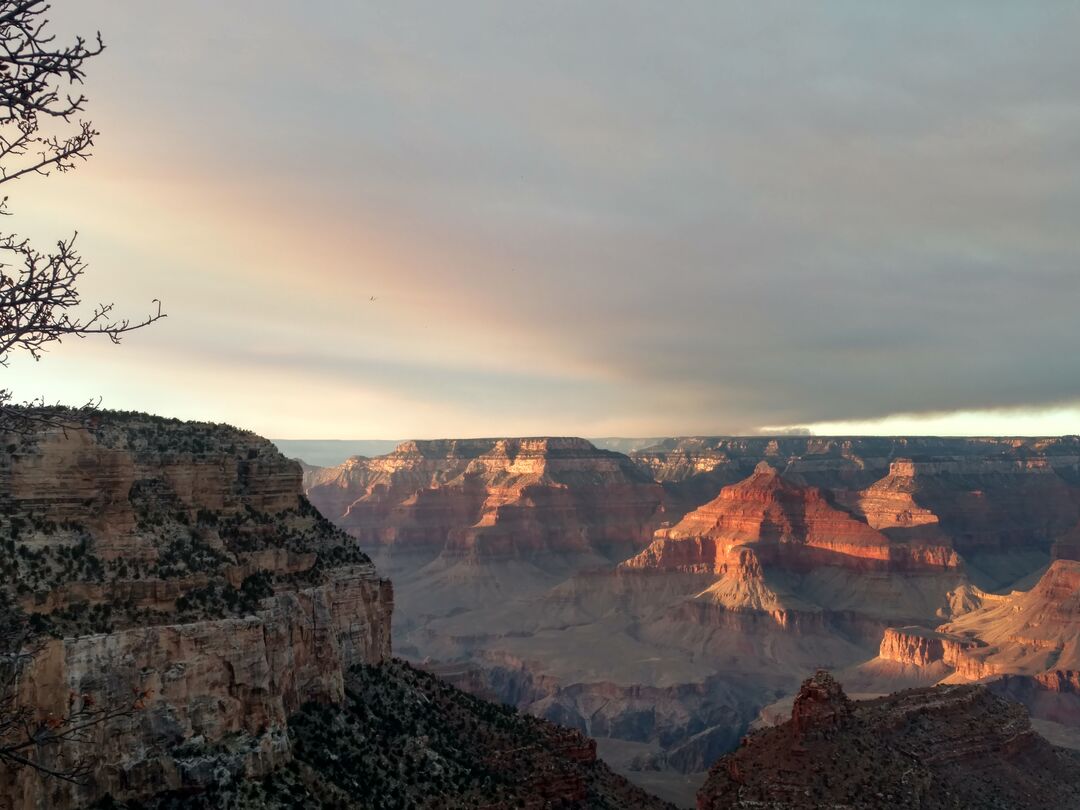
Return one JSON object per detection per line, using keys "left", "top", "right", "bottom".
{"left": 0, "top": 414, "right": 663, "bottom": 810}
{"left": 303, "top": 434, "right": 1080, "bottom": 802}
{"left": 5, "top": 421, "right": 1080, "bottom": 807}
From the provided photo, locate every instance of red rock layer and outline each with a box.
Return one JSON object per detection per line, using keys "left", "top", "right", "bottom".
{"left": 306, "top": 437, "right": 665, "bottom": 558}
{"left": 876, "top": 562, "right": 1080, "bottom": 696}
{"left": 878, "top": 626, "right": 985, "bottom": 670}
{"left": 623, "top": 463, "right": 959, "bottom": 576}
{"left": 632, "top": 437, "right": 1080, "bottom": 558}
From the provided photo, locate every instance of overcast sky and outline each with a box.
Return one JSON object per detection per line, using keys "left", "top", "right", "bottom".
{"left": 6, "top": 2, "right": 1080, "bottom": 438}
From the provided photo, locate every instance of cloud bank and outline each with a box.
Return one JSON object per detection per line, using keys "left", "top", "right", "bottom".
{"left": 8, "top": 1, "right": 1080, "bottom": 437}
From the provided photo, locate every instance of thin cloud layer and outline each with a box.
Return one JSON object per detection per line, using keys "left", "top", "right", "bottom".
{"left": 7, "top": 2, "right": 1080, "bottom": 437}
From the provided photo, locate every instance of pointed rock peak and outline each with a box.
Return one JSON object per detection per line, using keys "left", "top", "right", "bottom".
{"left": 791, "top": 670, "right": 853, "bottom": 736}
{"left": 721, "top": 460, "right": 809, "bottom": 502}
{"left": 1034, "top": 558, "right": 1080, "bottom": 595}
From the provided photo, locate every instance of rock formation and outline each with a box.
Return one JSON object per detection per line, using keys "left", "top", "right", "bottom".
{"left": 624, "top": 461, "right": 961, "bottom": 575}
{"left": 306, "top": 437, "right": 665, "bottom": 559}
{"left": 698, "top": 673, "right": 1080, "bottom": 809}
{"left": 875, "top": 560, "right": 1080, "bottom": 688}
{"left": 112, "top": 660, "right": 675, "bottom": 809}
{"left": 0, "top": 411, "right": 393, "bottom": 809}
{"left": 633, "top": 437, "right": 1080, "bottom": 586}
{"left": 298, "top": 433, "right": 1080, "bottom": 797}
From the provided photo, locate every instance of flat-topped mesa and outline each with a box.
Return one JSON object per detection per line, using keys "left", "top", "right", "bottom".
{"left": 878, "top": 626, "right": 985, "bottom": 669}
{"left": 622, "top": 463, "right": 959, "bottom": 575}
{"left": 699, "top": 678, "right": 1080, "bottom": 809}
{"left": 305, "top": 436, "right": 665, "bottom": 559}
{"left": 0, "top": 410, "right": 393, "bottom": 809}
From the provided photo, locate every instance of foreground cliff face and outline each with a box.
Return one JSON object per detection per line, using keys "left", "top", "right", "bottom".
{"left": 0, "top": 411, "right": 393, "bottom": 810}
{"left": 698, "top": 671, "right": 1080, "bottom": 809}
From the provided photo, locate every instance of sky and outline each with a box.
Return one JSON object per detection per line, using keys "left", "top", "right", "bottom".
{"left": 5, "top": 1, "right": 1080, "bottom": 439}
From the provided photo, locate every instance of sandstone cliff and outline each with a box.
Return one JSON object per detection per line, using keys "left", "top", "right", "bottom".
{"left": 618, "top": 463, "right": 969, "bottom": 648}
{"left": 624, "top": 462, "right": 961, "bottom": 576}
{"left": 634, "top": 437, "right": 1080, "bottom": 590}
{"left": 0, "top": 411, "right": 393, "bottom": 809}
{"left": 878, "top": 560, "right": 1080, "bottom": 685}
{"left": 306, "top": 437, "right": 665, "bottom": 560}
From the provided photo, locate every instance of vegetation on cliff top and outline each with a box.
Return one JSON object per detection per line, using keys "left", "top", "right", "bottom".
{"left": 98, "top": 659, "right": 674, "bottom": 810}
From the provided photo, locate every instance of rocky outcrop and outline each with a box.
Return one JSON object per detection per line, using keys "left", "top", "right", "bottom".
{"left": 306, "top": 437, "right": 665, "bottom": 560}
{"left": 0, "top": 411, "right": 393, "bottom": 810}
{"left": 878, "top": 626, "right": 985, "bottom": 669}
{"left": 616, "top": 464, "right": 968, "bottom": 654}
{"left": 698, "top": 675, "right": 1080, "bottom": 809}
{"left": 140, "top": 659, "right": 675, "bottom": 809}
{"left": 929, "top": 560, "right": 1080, "bottom": 680}
{"left": 861, "top": 561, "right": 1080, "bottom": 729}
{"left": 624, "top": 463, "right": 960, "bottom": 576}
{"left": 633, "top": 438, "right": 1080, "bottom": 577}
{"left": 789, "top": 670, "right": 853, "bottom": 735}
{"left": 839, "top": 459, "right": 945, "bottom": 537}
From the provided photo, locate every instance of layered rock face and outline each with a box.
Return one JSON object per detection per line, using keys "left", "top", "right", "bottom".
{"left": 625, "top": 462, "right": 960, "bottom": 576}
{"left": 306, "top": 437, "right": 665, "bottom": 559}
{"left": 877, "top": 561, "right": 1080, "bottom": 687}
{"left": 620, "top": 463, "right": 969, "bottom": 652}
{"left": 634, "top": 437, "right": 1080, "bottom": 589}
{"left": 0, "top": 412, "right": 393, "bottom": 810}
{"left": 853, "top": 559, "right": 1080, "bottom": 733}
{"left": 698, "top": 672, "right": 1080, "bottom": 809}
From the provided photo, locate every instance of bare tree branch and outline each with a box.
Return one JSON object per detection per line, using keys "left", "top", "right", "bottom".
{"left": 0, "top": 1, "right": 164, "bottom": 434}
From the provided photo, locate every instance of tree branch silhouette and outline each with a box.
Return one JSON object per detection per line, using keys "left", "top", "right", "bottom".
{"left": 0, "top": 0, "right": 164, "bottom": 432}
